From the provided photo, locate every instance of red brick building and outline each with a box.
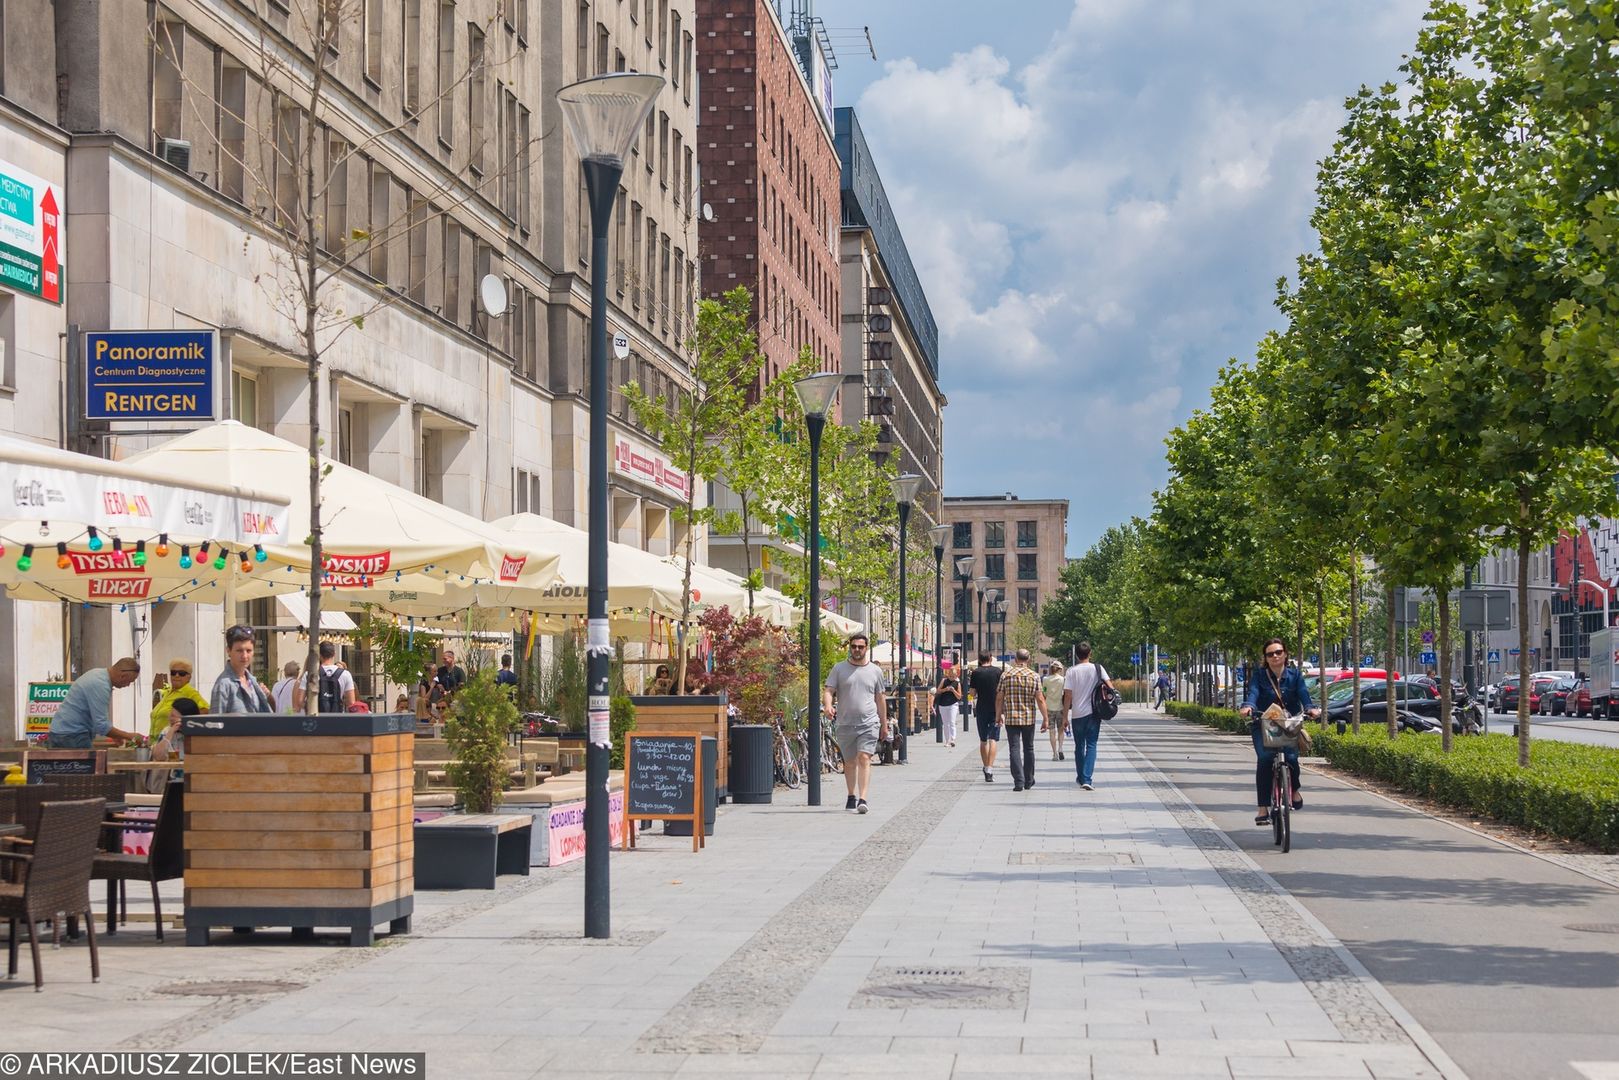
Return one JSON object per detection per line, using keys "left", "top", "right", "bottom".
{"left": 697, "top": 0, "right": 842, "bottom": 385}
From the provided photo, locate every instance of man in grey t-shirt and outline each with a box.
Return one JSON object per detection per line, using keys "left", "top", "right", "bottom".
{"left": 822, "top": 632, "right": 889, "bottom": 814}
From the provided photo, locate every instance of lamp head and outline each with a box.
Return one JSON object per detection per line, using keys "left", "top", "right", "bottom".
{"left": 793, "top": 371, "right": 842, "bottom": 418}
{"left": 955, "top": 555, "right": 975, "bottom": 578}
{"left": 556, "top": 73, "right": 665, "bottom": 167}
{"left": 974, "top": 575, "right": 991, "bottom": 591}
{"left": 928, "top": 524, "right": 951, "bottom": 553}
{"left": 889, "top": 473, "right": 924, "bottom": 507}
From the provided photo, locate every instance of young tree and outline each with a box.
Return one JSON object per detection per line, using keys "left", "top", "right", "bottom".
{"left": 625, "top": 287, "right": 764, "bottom": 689}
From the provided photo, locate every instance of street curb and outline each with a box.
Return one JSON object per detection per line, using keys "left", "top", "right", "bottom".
{"left": 1112, "top": 716, "right": 1472, "bottom": 1080}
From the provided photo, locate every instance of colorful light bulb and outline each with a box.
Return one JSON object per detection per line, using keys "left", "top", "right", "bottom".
{"left": 155, "top": 534, "right": 170, "bottom": 558}
{"left": 17, "top": 545, "right": 34, "bottom": 572}
{"left": 253, "top": 544, "right": 267, "bottom": 563}
{"left": 55, "top": 542, "right": 70, "bottom": 570}
{"left": 132, "top": 540, "right": 147, "bottom": 568}
{"left": 179, "top": 545, "right": 193, "bottom": 570}
{"left": 86, "top": 527, "right": 103, "bottom": 552}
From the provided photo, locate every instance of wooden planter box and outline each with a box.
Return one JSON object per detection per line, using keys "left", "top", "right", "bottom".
{"left": 627, "top": 695, "right": 729, "bottom": 801}
{"left": 181, "top": 712, "right": 415, "bottom": 947}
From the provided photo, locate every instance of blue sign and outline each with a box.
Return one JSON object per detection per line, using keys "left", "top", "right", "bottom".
{"left": 1420, "top": 650, "right": 1437, "bottom": 665}
{"left": 1488, "top": 649, "right": 1501, "bottom": 662}
{"left": 1307, "top": 654, "right": 1319, "bottom": 664}
{"left": 1362, "top": 655, "right": 1375, "bottom": 667}
{"left": 1130, "top": 653, "right": 1141, "bottom": 665}
{"left": 84, "top": 330, "right": 217, "bottom": 421}
{"left": 1509, "top": 648, "right": 1521, "bottom": 656}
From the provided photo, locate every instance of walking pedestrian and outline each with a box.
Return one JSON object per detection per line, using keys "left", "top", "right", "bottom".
{"left": 822, "top": 632, "right": 889, "bottom": 814}
{"left": 1041, "top": 662, "right": 1067, "bottom": 760}
{"left": 997, "top": 650, "right": 1047, "bottom": 792}
{"left": 1062, "top": 642, "right": 1114, "bottom": 790}
{"left": 968, "top": 653, "right": 1003, "bottom": 783}
{"left": 271, "top": 661, "right": 301, "bottom": 713}
{"left": 934, "top": 662, "right": 962, "bottom": 747}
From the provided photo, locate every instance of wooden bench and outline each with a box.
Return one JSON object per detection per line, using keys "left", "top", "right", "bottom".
{"left": 413, "top": 813, "right": 534, "bottom": 890}
{"left": 411, "top": 754, "right": 542, "bottom": 793}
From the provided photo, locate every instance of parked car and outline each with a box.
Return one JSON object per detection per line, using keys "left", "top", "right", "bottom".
{"left": 1323, "top": 679, "right": 1445, "bottom": 727}
{"left": 1542, "top": 676, "right": 1579, "bottom": 715}
{"left": 1502, "top": 675, "right": 1557, "bottom": 713}
{"left": 1568, "top": 677, "right": 1592, "bottom": 717}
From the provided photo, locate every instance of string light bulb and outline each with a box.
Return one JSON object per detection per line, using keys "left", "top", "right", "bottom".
{"left": 112, "top": 536, "right": 123, "bottom": 555}
{"left": 253, "top": 544, "right": 266, "bottom": 563}
{"left": 37, "top": 521, "right": 49, "bottom": 538}
{"left": 155, "top": 534, "right": 170, "bottom": 558}
{"left": 239, "top": 550, "right": 252, "bottom": 572}
{"left": 198, "top": 541, "right": 211, "bottom": 558}
{"left": 16, "top": 545, "right": 34, "bottom": 572}
{"left": 132, "top": 540, "right": 147, "bottom": 568}
{"left": 178, "top": 545, "right": 193, "bottom": 570}
{"left": 86, "top": 527, "right": 103, "bottom": 552}
{"left": 212, "top": 548, "right": 228, "bottom": 571}
{"left": 55, "top": 543, "right": 70, "bottom": 570}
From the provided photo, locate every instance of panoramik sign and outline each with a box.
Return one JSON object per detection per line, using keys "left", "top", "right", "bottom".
{"left": 84, "top": 330, "right": 218, "bottom": 421}
{"left": 0, "top": 158, "right": 63, "bottom": 304}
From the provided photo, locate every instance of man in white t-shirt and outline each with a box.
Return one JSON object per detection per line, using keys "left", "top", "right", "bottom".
{"left": 1062, "top": 642, "right": 1114, "bottom": 790}
{"left": 315, "top": 641, "right": 357, "bottom": 712}
{"left": 271, "top": 661, "right": 301, "bottom": 713}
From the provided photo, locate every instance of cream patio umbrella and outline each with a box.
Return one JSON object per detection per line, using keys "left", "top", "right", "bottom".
{"left": 0, "top": 432, "right": 290, "bottom": 605}
{"left": 121, "top": 422, "right": 562, "bottom": 603}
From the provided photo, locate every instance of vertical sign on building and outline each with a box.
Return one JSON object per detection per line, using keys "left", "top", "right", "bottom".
{"left": 0, "top": 158, "right": 65, "bottom": 304}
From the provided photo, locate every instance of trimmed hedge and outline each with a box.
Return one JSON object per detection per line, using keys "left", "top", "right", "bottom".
{"left": 1164, "top": 700, "right": 1619, "bottom": 851}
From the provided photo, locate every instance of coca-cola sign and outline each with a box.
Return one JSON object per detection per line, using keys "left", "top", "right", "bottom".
{"left": 67, "top": 550, "right": 143, "bottom": 576}
{"left": 498, "top": 554, "right": 527, "bottom": 583}
{"left": 87, "top": 576, "right": 152, "bottom": 599}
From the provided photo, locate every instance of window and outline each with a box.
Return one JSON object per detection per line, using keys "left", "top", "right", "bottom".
{"left": 436, "top": 3, "right": 455, "bottom": 144}
{"left": 323, "top": 135, "right": 349, "bottom": 252}
{"left": 443, "top": 218, "right": 461, "bottom": 325}
{"left": 1018, "top": 588, "right": 1038, "bottom": 614}
{"left": 669, "top": 11, "right": 681, "bottom": 84}
{"left": 596, "top": 23, "right": 609, "bottom": 79}
{"left": 952, "top": 589, "right": 969, "bottom": 622}
{"left": 368, "top": 161, "right": 390, "bottom": 279}
{"left": 403, "top": 0, "right": 421, "bottom": 111}
{"left": 0, "top": 295, "right": 12, "bottom": 389}
{"left": 218, "top": 63, "right": 246, "bottom": 200}
{"left": 672, "top": 130, "right": 683, "bottom": 206}
{"left": 467, "top": 24, "right": 486, "bottom": 173}
{"left": 658, "top": 111, "right": 669, "bottom": 187}
{"left": 984, "top": 521, "right": 1005, "bottom": 548}
{"left": 645, "top": 217, "right": 657, "bottom": 327}
{"left": 229, "top": 369, "right": 258, "bottom": 427}
{"left": 337, "top": 407, "right": 355, "bottom": 466}
{"left": 517, "top": 104, "right": 531, "bottom": 231}
{"left": 660, "top": 234, "right": 671, "bottom": 336}
{"left": 1017, "top": 554, "right": 1038, "bottom": 580}
{"left": 984, "top": 554, "right": 1004, "bottom": 580}
{"left": 658, "top": 0, "right": 668, "bottom": 64}
{"left": 614, "top": 188, "right": 627, "bottom": 295}
{"left": 576, "top": 2, "right": 590, "bottom": 77}
{"left": 630, "top": 202, "right": 643, "bottom": 307}
{"left": 365, "top": 0, "right": 384, "bottom": 83}
{"left": 952, "top": 522, "right": 972, "bottom": 549}
{"left": 673, "top": 251, "right": 684, "bottom": 341}
{"left": 407, "top": 196, "right": 429, "bottom": 304}
{"left": 153, "top": 20, "right": 184, "bottom": 145}
{"left": 682, "top": 30, "right": 693, "bottom": 100}
{"left": 644, "top": 110, "right": 654, "bottom": 173}
{"left": 1016, "top": 520, "right": 1038, "bottom": 548}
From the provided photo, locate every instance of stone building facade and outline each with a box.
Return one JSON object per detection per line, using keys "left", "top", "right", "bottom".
{"left": 942, "top": 495, "right": 1069, "bottom": 660}
{"left": 0, "top": 0, "right": 700, "bottom": 729}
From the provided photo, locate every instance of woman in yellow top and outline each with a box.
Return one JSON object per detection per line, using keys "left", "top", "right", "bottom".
{"left": 149, "top": 657, "right": 209, "bottom": 737}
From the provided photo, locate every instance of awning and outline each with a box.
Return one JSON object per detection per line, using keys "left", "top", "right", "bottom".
{"left": 276, "top": 594, "right": 357, "bottom": 631}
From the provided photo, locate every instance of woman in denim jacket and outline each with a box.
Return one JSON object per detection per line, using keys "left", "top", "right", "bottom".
{"left": 1238, "top": 638, "right": 1319, "bottom": 826}
{"left": 209, "top": 625, "right": 276, "bottom": 715}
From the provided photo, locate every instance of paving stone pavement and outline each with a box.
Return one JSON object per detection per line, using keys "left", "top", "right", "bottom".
{"left": 0, "top": 708, "right": 1460, "bottom": 1079}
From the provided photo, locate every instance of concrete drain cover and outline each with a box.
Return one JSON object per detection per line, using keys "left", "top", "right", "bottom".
{"left": 156, "top": 980, "right": 304, "bottom": 997}
{"left": 854, "top": 965, "right": 1029, "bottom": 1010}
{"left": 1567, "top": 924, "right": 1619, "bottom": 934}
{"left": 1009, "top": 851, "right": 1140, "bottom": 866}
{"left": 519, "top": 929, "right": 662, "bottom": 946}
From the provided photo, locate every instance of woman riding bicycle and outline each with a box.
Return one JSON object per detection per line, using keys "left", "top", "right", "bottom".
{"left": 1238, "top": 638, "right": 1320, "bottom": 826}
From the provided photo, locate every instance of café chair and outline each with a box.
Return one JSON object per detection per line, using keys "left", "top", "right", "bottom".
{"left": 92, "top": 779, "right": 184, "bottom": 940}
{"left": 0, "top": 798, "right": 106, "bottom": 991}
{"left": 0, "top": 784, "right": 63, "bottom": 862}
{"left": 53, "top": 774, "right": 130, "bottom": 808}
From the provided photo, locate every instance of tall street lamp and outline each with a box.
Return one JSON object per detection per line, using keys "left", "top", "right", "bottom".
{"left": 975, "top": 576, "right": 992, "bottom": 660}
{"left": 929, "top": 524, "right": 952, "bottom": 742}
{"left": 993, "top": 598, "right": 1009, "bottom": 658}
{"left": 794, "top": 370, "right": 841, "bottom": 807}
{"left": 954, "top": 555, "right": 975, "bottom": 666}
{"left": 890, "top": 474, "right": 924, "bottom": 761}
{"left": 557, "top": 71, "right": 664, "bottom": 941}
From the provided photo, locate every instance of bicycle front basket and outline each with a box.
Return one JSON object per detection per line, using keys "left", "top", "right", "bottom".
{"left": 1260, "top": 714, "right": 1304, "bottom": 749}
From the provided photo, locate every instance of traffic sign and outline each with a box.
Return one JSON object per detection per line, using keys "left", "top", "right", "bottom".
{"left": 1362, "top": 655, "right": 1375, "bottom": 667}
{"left": 1488, "top": 649, "right": 1501, "bottom": 662}
{"left": 1307, "top": 654, "right": 1319, "bottom": 664}
{"left": 1420, "top": 650, "right": 1437, "bottom": 665}
{"left": 1130, "top": 653, "right": 1141, "bottom": 665}
{"left": 1509, "top": 648, "right": 1521, "bottom": 656}
{"left": 1421, "top": 630, "right": 1434, "bottom": 645}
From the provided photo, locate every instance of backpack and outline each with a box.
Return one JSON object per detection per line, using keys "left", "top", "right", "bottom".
{"left": 318, "top": 666, "right": 344, "bottom": 713}
{"left": 1090, "top": 665, "right": 1121, "bottom": 721}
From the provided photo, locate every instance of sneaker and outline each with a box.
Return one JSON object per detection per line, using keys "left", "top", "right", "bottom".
{"left": 1027, "top": 779, "right": 1036, "bottom": 788}
{"left": 845, "top": 795, "right": 858, "bottom": 812}
{"left": 1058, "top": 751, "right": 1065, "bottom": 761}
{"left": 1012, "top": 784, "right": 1023, "bottom": 792}
{"left": 1082, "top": 782, "right": 1094, "bottom": 791}
{"left": 983, "top": 769, "right": 994, "bottom": 783}
{"left": 857, "top": 799, "right": 869, "bottom": 815}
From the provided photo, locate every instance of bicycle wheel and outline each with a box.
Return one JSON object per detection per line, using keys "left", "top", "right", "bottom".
{"left": 1278, "top": 761, "right": 1293, "bottom": 853}
{"left": 1271, "top": 764, "right": 1285, "bottom": 848}
{"left": 776, "top": 736, "right": 801, "bottom": 789}
{"left": 822, "top": 730, "right": 844, "bottom": 774}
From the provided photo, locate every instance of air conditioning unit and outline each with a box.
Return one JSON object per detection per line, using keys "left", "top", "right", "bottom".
{"left": 157, "top": 138, "right": 192, "bottom": 173}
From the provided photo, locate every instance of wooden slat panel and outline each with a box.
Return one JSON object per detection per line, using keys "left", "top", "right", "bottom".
{"left": 187, "top": 735, "right": 391, "bottom": 755}
{"left": 186, "top": 809, "right": 396, "bottom": 832}
{"left": 187, "top": 849, "right": 374, "bottom": 870}
{"left": 186, "top": 772, "right": 377, "bottom": 794}
{"left": 185, "top": 792, "right": 369, "bottom": 813}
{"left": 183, "top": 753, "right": 367, "bottom": 775}
{"left": 185, "top": 868, "right": 367, "bottom": 889}
{"left": 366, "top": 824, "right": 408, "bottom": 850}
{"left": 186, "top": 887, "right": 378, "bottom": 908}
{"left": 185, "top": 829, "right": 364, "bottom": 851}
{"left": 369, "top": 859, "right": 413, "bottom": 887}
{"left": 367, "top": 751, "right": 403, "bottom": 774}
{"left": 368, "top": 787, "right": 408, "bottom": 812}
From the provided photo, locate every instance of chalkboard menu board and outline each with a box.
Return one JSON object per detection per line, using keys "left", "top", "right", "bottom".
{"left": 24, "top": 749, "right": 105, "bottom": 784}
{"left": 623, "top": 733, "right": 704, "bottom": 852}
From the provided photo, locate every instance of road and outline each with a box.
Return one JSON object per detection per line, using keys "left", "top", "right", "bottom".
{"left": 1484, "top": 706, "right": 1619, "bottom": 749}
{"left": 1117, "top": 706, "right": 1619, "bottom": 1080}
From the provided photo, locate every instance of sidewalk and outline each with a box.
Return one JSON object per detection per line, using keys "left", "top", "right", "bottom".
{"left": 2, "top": 711, "right": 1451, "bottom": 1079}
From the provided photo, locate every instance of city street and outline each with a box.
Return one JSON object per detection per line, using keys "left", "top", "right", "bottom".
{"left": 1482, "top": 708, "right": 1619, "bottom": 750}
{"left": 12, "top": 705, "right": 1619, "bottom": 1078}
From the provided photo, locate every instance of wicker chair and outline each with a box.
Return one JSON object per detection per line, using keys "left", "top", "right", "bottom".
{"left": 52, "top": 774, "right": 130, "bottom": 806}
{"left": 0, "top": 784, "right": 63, "bottom": 838}
{"left": 0, "top": 798, "right": 105, "bottom": 990}
{"left": 92, "top": 779, "right": 184, "bottom": 940}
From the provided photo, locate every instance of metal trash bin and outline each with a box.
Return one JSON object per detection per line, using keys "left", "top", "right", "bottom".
{"left": 728, "top": 725, "right": 773, "bottom": 805}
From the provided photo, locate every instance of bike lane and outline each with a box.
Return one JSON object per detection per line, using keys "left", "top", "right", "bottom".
{"left": 1113, "top": 706, "right": 1619, "bottom": 1080}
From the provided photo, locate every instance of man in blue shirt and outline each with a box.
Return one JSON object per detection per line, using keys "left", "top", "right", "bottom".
{"left": 48, "top": 658, "right": 147, "bottom": 748}
{"left": 495, "top": 653, "right": 519, "bottom": 696}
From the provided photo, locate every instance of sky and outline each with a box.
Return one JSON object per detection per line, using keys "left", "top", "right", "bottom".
{"left": 804, "top": 0, "right": 1431, "bottom": 555}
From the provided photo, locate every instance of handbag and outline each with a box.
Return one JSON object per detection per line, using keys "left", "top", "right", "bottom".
{"left": 1090, "top": 664, "right": 1120, "bottom": 721}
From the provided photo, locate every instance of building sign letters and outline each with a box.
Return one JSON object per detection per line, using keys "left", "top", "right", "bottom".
{"left": 84, "top": 330, "right": 218, "bottom": 421}
{"left": 612, "top": 435, "right": 691, "bottom": 499}
{"left": 0, "top": 159, "right": 63, "bottom": 304}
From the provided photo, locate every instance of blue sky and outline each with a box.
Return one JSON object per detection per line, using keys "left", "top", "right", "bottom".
{"left": 806, "top": 0, "right": 1430, "bottom": 555}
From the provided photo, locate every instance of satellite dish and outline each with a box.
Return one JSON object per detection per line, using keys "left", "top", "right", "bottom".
{"left": 611, "top": 330, "right": 630, "bottom": 360}
{"left": 701, "top": 203, "right": 715, "bottom": 223}
{"left": 478, "top": 274, "right": 508, "bottom": 318}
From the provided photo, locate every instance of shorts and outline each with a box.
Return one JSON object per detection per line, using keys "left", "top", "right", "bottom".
{"left": 978, "top": 714, "right": 1001, "bottom": 741}
{"left": 836, "top": 723, "right": 878, "bottom": 759}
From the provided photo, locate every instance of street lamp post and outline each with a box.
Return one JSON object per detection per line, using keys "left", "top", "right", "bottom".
{"left": 994, "top": 598, "right": 1009, "bottom": 658}
{"left": 557, "top": 71, "right": 665, "bottom": 940}
{"left": 954, "top": 556, "right": 975, "bottom": 666}
{"left": 929, "top": 525, "right": 952, "bottom": 743}
{"left": 890, "top": 474, "right": 924, "bottom": 762}
{"left": 794, "top": 371, "right": 842, "bottom": 807}
{"left": 975, "top": 577, "right": 992, "bottom": 661}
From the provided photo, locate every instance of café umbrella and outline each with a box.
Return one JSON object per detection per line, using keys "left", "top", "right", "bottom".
{"left": 120, "top": 422, "right": 562, "bottom": 601}
{"left": 0, "top": 432, "right": 290, "bottom": 604}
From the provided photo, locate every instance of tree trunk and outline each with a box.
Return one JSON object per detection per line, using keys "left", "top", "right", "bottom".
{"left": 1349, "top": 555, "right": 1361, "bottom": 734}
{"left": 739, "top": 489, "right": 756, "bottom": 616}
{"left": 1317, "top": 582, "right": 1327, "bottom": 721}
{"left": 1438, "top": 575, "right": 1454, "bottom": 753}
{"left": 1517, "top": 512, "right": 1532, "bottom": 767}
{"left": 302, "top": 55, "right": 325, "bottom": 716}
{"left": 1385, "top": 580, "right": 1398, "bottom": 740}
{"left": 1296, "top": 589, "right": 1306, "bottom": 661}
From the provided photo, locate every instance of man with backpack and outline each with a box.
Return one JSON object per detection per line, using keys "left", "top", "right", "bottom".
{"left": 316, "top": 641, "right": 356, "bottom": 713}
{"left": 1062, "top": 642, "right": 1117, "bottom": 790}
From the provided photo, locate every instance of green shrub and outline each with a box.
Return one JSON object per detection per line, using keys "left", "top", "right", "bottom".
{"left": 446, "top": 668, "right": 518, "bottom": 813}
{"left": 1164, "top": 701, "right": 1619, "bottom": 851}
{"left": 609, "top": 695, "right": 636, "bottom": 770}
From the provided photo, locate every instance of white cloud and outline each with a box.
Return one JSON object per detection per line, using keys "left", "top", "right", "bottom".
{"left": 850, "top": 0, "right": 1428, "bottom": 551}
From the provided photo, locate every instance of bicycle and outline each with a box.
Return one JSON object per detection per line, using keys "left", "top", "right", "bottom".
{"left": 770, "top": 714, "right": 802, "bottom": 789}
{"left": 1268, "top": 749, "right": 1292, "bottom": 853}
{"left": 793, "top": 706, "right": 844, "bottom": 775}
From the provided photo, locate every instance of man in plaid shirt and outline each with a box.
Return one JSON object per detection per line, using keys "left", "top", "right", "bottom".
{"left": 996, "top": 649, "right": 1048, "bottom": 792}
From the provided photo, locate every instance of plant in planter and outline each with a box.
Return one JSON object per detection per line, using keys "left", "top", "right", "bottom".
{"left": 445, "top": 668, "right": 518, "bottom": 813}
{"left": 355, "top": 607, "right": 436, "bottom": 706}
{"left": 688, "top": 607, "right": 805, "bottom": 724}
